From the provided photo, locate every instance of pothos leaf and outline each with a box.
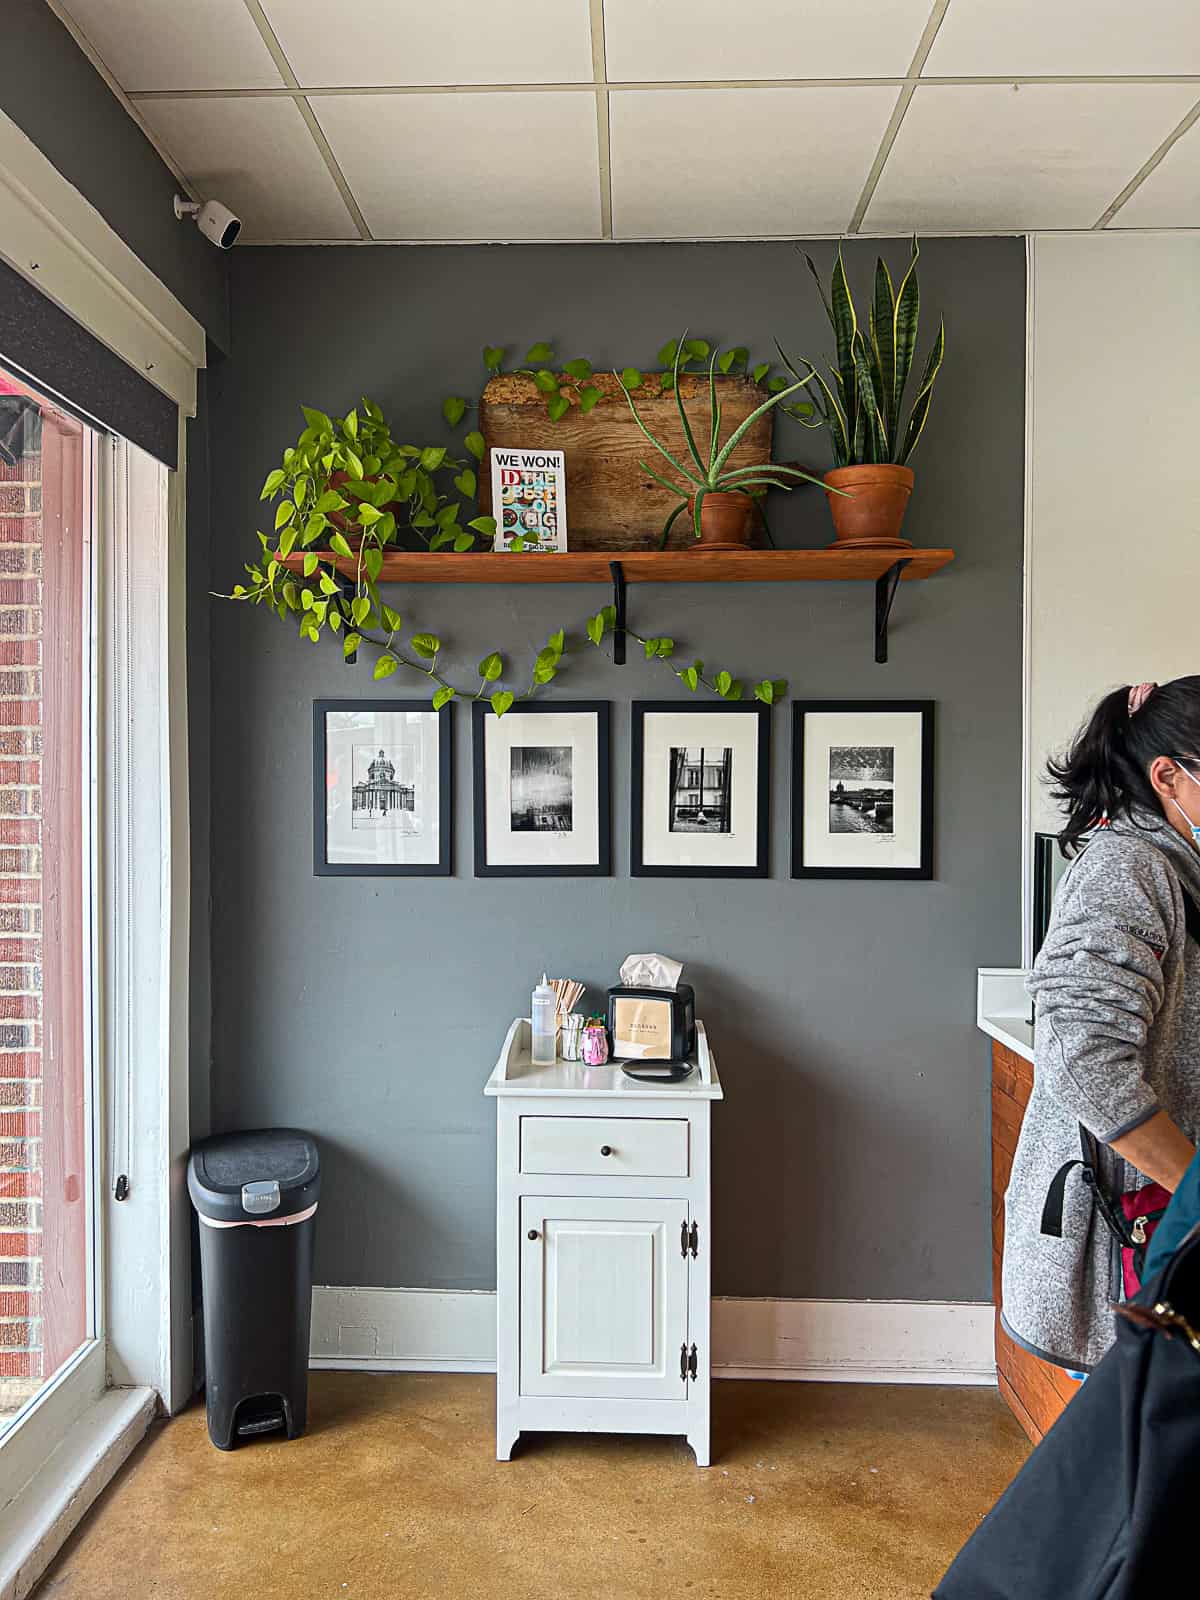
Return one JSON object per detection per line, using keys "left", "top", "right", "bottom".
{"left": 490, "top": 690, "right": 515, "bottom": 717}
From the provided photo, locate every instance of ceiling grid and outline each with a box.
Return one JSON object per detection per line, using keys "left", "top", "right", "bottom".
{"left": 45, "top": 0, "right": 1200, "bottom": 242}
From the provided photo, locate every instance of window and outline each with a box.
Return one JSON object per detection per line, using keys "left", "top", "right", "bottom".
{"left": 0, "top": 369, "right": 95, "bottom": 1438}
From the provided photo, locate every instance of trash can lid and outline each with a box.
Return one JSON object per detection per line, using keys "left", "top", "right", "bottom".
{"left": 188, "top": 1129, "right": 320, "bottom": 1223}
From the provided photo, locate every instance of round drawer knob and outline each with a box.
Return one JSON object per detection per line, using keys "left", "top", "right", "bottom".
{"left": 527, "top": 1229, "right": 539, "bottom": 1240}
{"left": 600, "top": 1145, "right": 613, "bottom": 1157}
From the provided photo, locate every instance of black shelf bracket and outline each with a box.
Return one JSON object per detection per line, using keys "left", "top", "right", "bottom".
{"left": 340, "top": 572, "right": 358, "bottom": 665}
{"left": 610, "top": 559, "right": 627, "bottom": 666}
{"left": 874, "top": 559, "right": 912, "bottom": 664}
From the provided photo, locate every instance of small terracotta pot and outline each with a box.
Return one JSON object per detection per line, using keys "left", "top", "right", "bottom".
{"left": 823, "top": 464, "right": 914, "bottom": 548}
{"left": 688, "top": 491, "right": 755, "bottom": 550}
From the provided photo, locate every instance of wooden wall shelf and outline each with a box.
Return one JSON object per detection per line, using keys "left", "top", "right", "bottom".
{"left": 281, "top": 547, "right": 953, "bottom": 585}
{"left": 279, "top": 546, "right": 955, "bottom": 664}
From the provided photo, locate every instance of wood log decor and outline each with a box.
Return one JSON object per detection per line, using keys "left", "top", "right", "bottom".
{"left": 478, "top": 372, "right": 778, "bottom": 553}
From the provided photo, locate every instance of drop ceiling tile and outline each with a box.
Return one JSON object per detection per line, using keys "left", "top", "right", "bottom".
{"left": 610, "top": 86, "right": 896, "bottom": 238}
{"left": 925, "top": 0, "right": 1200, "bottom": 77}
{"left": 310, "top": 93, "right": 600, "bottom": 239}
{"left": 261, "top": 0, "right": 594, "bottom": 86}
{"left": 60, "top": 0, "right": 283, "bottom": 90}
{"left": 865, "top": 82, "right": 1200, "bottom": 232}
{"left": 605, "top": 0, "right": 932, "bottom": 82}
{"left": 1112, "top": 114, "right": 1200, "bottom": 227}
{"left": 136, "top": 97, "right": 356, "bottom": 240}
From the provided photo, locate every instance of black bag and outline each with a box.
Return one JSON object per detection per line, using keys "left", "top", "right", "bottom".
{"left": 934, "top": 1222, "right": 1200, "bottom": 1599}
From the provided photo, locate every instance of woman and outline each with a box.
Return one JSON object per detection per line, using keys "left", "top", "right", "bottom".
{"left": 1003, "top": 677, "right": 1200, "bottom": 1374}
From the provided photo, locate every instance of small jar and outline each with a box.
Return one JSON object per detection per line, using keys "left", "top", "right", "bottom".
{"left": 581, "top": 1019, "right": 609, "bottom": 1067}
{"left": 561, "top": 1013, "right": 585, "bottom": 1061}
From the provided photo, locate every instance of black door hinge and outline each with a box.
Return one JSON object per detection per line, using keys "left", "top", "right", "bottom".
{"left": 687, "top": 1343, "right": 698, "bottom": 1380}
{"left": 688, "top": 1221, "right": 699, "bottom": 1258}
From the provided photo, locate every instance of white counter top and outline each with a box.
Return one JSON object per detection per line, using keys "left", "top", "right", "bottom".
{"left": 485, "top": 1017, "right": 723, "bottom": 1100}
{"left": 977, "top": 968, "right": 1034, "bottom": 1064}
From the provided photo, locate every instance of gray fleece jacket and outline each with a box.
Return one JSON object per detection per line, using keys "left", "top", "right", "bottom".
{"left": 1002, "top": 809, "right": 1200, "bottom": 1372}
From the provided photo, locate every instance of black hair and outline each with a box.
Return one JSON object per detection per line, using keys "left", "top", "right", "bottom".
{"left": 1047, "top": 675, "right": 1200, "bottom": 857}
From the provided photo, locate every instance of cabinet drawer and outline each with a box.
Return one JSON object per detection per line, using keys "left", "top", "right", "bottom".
{"left": 520, "top": 1116, "right": 689, "bottom": 1178}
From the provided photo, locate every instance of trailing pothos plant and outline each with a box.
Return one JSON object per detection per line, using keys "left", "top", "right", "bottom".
{"left": 224, "top": 395, "right": 788, "bottom": 714}
{"left": 777, "top": 239, "right": 945, "bottom": 467}
{"left": 615, "top": 334, "right": 833, "bottom": 545}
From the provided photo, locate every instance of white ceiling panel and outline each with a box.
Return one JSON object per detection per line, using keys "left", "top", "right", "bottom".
{"left": 604, "top": 0, "right": 934, "bottom": 83}
{"left": 261, "top": 0, "right": 594, "bottom": 87}
{"left": 611, "top": 86, "right": 896, "bottom": 238}
{"left": 866, "top": 82, "right": 1200, "bottom": 232}
{"left": 60, "top": 0, "right": 283, "bottom": 91}
{"left": 136, "top": 97, "right": 355, "bottom": 240}
{"left": 925, "top": 0, "right": 1200, "bottom": 78}
{"left": 1112, "top": 118, "right": 1200, "bottom": 228}
{"left": 310, "top": 93, "right": 601, "bottom": 239}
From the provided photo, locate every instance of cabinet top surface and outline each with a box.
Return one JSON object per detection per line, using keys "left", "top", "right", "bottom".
{"left": 485, "top": 1018, "right": 723, "bottom": 1100}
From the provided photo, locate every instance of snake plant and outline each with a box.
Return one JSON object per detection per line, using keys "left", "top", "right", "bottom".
{"left": 779, "top": 239, "right": 945, "bottom": 468}
{"left": 616, "top": 336, "right": 829, "bottom": 546}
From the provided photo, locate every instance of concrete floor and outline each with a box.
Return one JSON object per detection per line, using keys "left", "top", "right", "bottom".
{"left": 39, "top": 1374, "right": 1027, "bottom": 1600}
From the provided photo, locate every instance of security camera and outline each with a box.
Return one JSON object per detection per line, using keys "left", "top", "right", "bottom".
{"left": 173, "top": 194, "right": 241, "bottom": 250}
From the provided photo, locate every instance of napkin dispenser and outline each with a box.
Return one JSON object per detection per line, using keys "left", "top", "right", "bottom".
{"left": 607, "top": 982, "right": 696, "bottom": 1062}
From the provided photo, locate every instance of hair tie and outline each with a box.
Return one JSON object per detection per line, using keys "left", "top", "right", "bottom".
{"left": 1128, "top": 682, "right": 1158, "bottom": 717}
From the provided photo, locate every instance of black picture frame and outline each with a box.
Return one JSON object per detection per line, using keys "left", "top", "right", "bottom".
{"left": 630, "top": 700, "right": 770, "bottom": 879}
{"left": 313, "top": 698, "right": 452, "bottom": 877}
{"left": 472, "top": 700, "right": 612, "bottom": 878}
{"left": 791, "top": 700, "right": 934, "bottom": 880}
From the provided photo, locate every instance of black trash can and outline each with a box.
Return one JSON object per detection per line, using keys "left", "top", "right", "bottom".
{"left": 188, "top": 1129, "right": 320, "bottom": 1450}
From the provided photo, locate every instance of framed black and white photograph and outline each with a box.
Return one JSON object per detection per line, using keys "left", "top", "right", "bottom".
{"left": 792, "top": 701, "right": 934, "bottom": 879}
{"left": 314, "top": 699, "right": 451, "bottom": 876}
{"left": 473, "top": 701, "right": 610, "bottom": 876}
{"left": 631, "top": 702, "right": 769, "bottom": 878}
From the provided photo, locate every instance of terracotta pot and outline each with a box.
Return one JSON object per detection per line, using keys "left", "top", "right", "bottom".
{"left": 326, "top": 469, "right": 406, "bottom": 534}
{"left": 688, "top": 491, "right": 755, "bottom": 550}
{"left": 823, "top": 464, "right": 914, "bottom": 548}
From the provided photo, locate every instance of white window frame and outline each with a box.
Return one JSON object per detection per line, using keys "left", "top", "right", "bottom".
{"left": 0, "top": 102, "right": 204, "bottom": 1599}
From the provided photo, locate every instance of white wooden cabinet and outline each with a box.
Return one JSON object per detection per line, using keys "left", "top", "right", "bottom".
{"left": 485, "top": 1018, "right": 722, "bottom": 1466}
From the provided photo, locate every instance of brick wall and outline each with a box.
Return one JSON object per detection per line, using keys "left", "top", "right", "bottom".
{"left": 0, "top": 424, "right": 43, "bottom": 1411}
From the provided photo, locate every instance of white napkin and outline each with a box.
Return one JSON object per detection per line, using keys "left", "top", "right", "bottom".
{"left": 619, "top": 952, "right": 683, "bottom": 991}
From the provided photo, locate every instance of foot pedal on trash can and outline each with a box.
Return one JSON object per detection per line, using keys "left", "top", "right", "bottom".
{"left": 235, "top": 1398, "right": 287, "bottom": 1438}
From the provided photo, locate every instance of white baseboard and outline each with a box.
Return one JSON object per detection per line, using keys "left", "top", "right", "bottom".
{"left": 310, "top": 1287, "right": 995, "bottom": 1386}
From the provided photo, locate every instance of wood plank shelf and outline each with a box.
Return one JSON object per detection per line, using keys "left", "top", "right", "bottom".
{"left": 280, "top": 547, "right": 954, "bottom": 585}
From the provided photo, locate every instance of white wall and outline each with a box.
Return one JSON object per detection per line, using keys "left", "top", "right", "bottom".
{"left": 1027, "top": 233, "right": 1200, "bottom": 878}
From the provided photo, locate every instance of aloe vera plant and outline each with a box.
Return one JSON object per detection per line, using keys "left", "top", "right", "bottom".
{"left": 780, "top": 239, "right": 945, "bottom": 468}
{"left": 616, "top": 336, "right": 831, "bottom": 547}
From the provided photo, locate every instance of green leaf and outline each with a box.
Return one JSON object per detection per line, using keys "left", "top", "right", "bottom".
{"left": 343, "top": 632, "right": 362, "bottom": 659}
{"left": 357, "top": 502, "right": 383, "bottom": 525}
{"left": 533, "top": 369, "right": 559, "bottom": 395}
{"left": 302, "top": 406, "right": 332, "bottom": 433}
{"left": 755, "top": 679, "right": 777, "bottom": 703}
{"left": 600, "top": 603, "right": 617, "bottom": 627}
{"left": 260, "top": 468, "right": 286, "bottom": 499}
{"left": 478, "top": 651, "right": 503, "bottom": 681}
{"left": 468, "top": 515, "right": 497, "bottom": 536}
{"left": 274, "top": 501, "right": 295, "bottom": 530}
{"left": 659, "top": 371, "right": 675, "bottom": 392}
{"left": 681, "top": 666, "right": 700, "bottom": 691}
{"left": 453, "top": 531, "right": 475, "bottom": 551}
{"left": 533, "top": 662, "right": 557, "bottom": 684}
{"left": 454, "top": 468, "right": 477, "bottom": 498}
{"left": 899, "top": 317, "right": 945, "bottom": 465}
{"left": 303, "top": 552, "right": 319, "bottom": 577}
{"left": 683, "top": 338, "right": 710, "bottom": 360}
{"left": 773, "top": 679, "right": 787, "bottom": 699}
{"left": 429, "top": 529, "right": 455, "bottom": 551}
{"left": 483, "top": 345, "right": 505, "bottom": 372}
{"left": 373, "top": 653, "right": 398, "bottom": 681}
{"left": 320, "top": 572, "right": 339, "bottom": 596}
{"left": 343, "top": 408, "right": 358, "bottom": 440}
{"left": 490, "top": 690, "right": 514, "bottom": 717}
{"left": 586, "top": 613, "right": 604, "bottom": 645}
{"left": 752, "top": 362, "right": 770, "bottom": 384}
{"left": 275, "top": 525, "right": 296, "bottom": 560}
{"left": 364, "top": 546, "right": 384, "bottom": 583}
{"left": 314, "top": 489, "right": 345, "bottom": 514}
{"left": 511, "top": 534, "right": 526, "bottom": 552}
{"left": 329, "top": 531, "right": 353, "bottom": 559}
{"left": 715, "top": 670, "right": 732, "bottom": 697}
{"left": 442, "top": 395, "right": 467, "bottom": 428}
{"left": 380, "top": 605, "right": 402, "bottom": 633}
{"left": 420, "top": 446, "right": 446, "bottom": 472}
{"left": 344, "top": 449, "right": 363, "bottom": 480}
{"left": 351, "top": 596, "right": 371, "bottom": 626}
{"left": 563, "top": 357, "right": 593, "bottom": 380}
{"left": 328, "top": 608, "right": 342, "bottom": 633}
{"left": 619, "top": 367, "right": 642, "bottom": 390}
{"left": 656, "top": 338, "right": 679, "bottom": 368}
{"left": 464, "top": 431, "right": 486, "bottom": 461}
{"left": 411, "top": 632, "right": 441, "bottom": 659}
{"left": 548, "top": 628, "right": 565, "bottom": 654}
{"left": 432, "top": 686, "right": 456, "bottom": 710}
{"left": 547, "top": 393, "right": 570, "bottom": 423}
{"left": 301, "top": 587, "right": 314, "bottom": 611}
{"left": 524, "top": 342, "right": 554, "bottom": 363}
{"left": 579, "top": 386, "right": 602, "bottom": 414}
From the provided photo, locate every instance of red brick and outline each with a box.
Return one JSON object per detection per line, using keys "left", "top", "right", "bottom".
{"left": 0, "top": 848, "right": 37, "bottom": 874}
{"left": 0, "top": 641, "right": 39, "bottom": 667}
{"left": 0, "top": 732, "right": 39, "bottom": 757}
{"left": 0, "top": 996, "right": 38, "bottom": 1019}
{"left": 0, "top": 612, "right": 38, "bottom": 638}
{"left": 0, "top": 940, "right": 38, "bottom": 962}
{"left": 0, "top": 1319, "right": 39, "bottom": 1347}
{"left": 0, "top": 1171, "right": 41, "bottom": 1198}
{"left": 0, "top": 822, "right": 39, "bottom": 846}
{"left": 0, "top": 1232, "right": 37, "bottom": 1257}
{"left": 0, "top": 1111, "right": 38, "bottom": 1137}
{"left": 0, "top": 579, "right": 39, "bottom": 604}
{"left": 0, "top": 702, "right": 39, "bottom": 727}
{"left": 0, "top": 764, "right": 39, "bottom": 789}
{"left": 0, "top": 1289, "right": 38, "bottom": 1317}
{"left": 0, "top": 881, "right": 38, "bottom": 904}
{"left": 0, "top": 1351, "right": 37, "bottom": 1376}
{"left": 0, "top": 674, "right": 40, "bottom": 700}
{"left": 0, "top": 1081, "right": 38, "bottom": 1108}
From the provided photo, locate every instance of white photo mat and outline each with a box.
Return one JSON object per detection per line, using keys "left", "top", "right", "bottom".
{"left": 324, "top": 707, "right": 442, "bottom": 867}
{"left": 482, "top": 709, "right": 600, "bottom": 868}
{"left": 640, "top": 709, "right": 762, "bottom": 869}
{"left": 800, "top": 709, "right": 925, "bottom": 871}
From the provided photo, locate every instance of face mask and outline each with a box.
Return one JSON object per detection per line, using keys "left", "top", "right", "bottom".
{"left": 1170, "top": 762, "right": 1200, "bottom": 847}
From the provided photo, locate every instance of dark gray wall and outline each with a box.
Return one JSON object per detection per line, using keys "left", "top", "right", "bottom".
{"left": 1, "top": 0, "right": 228, "bottom": 347}
{"left": 207, "top": 239, "right": 1024, "bottom": 1303}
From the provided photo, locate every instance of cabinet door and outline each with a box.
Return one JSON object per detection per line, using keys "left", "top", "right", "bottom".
{"left": 520, "top": 1196, "right": 689, "bottom": 1400}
